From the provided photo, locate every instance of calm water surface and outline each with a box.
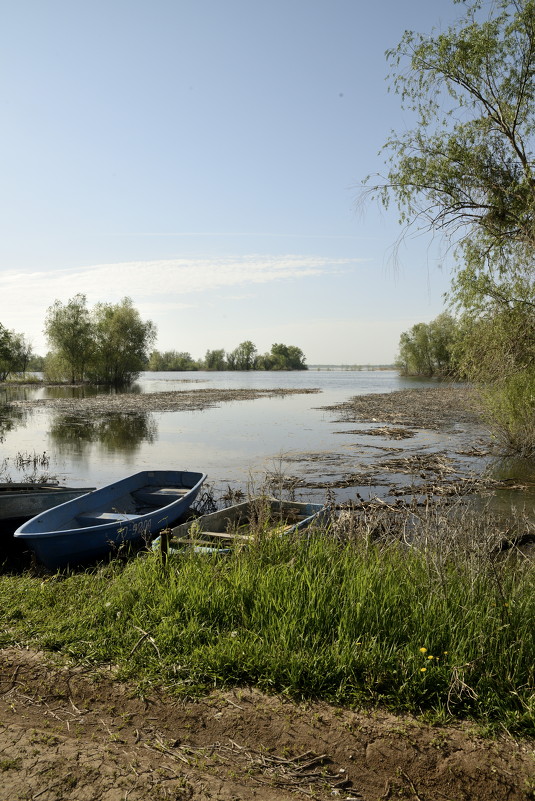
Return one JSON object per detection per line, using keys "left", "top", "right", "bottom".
{"left": 1, "top": 370, "right": 533, "bottom": 510}
{"left": 0, "top": 371, "right": 430, "bottom": 489}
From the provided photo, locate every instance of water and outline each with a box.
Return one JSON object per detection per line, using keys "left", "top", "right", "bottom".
{"left": 1, "top": 370, "right": 533, "bottom": 510}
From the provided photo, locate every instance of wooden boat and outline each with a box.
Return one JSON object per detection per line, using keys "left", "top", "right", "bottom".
{"left": 0, "top": 482, "right": 95, "bottom": 521}
{"left": 14, "top": 470, "right": 206, "bottom": 569}
{"left": 153, "top": 496, "right": 328, "bottom": 556}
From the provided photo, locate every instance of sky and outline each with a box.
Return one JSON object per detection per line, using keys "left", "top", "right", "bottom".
{"left": 1, "top": 0, "right": 464, "bottom": 364}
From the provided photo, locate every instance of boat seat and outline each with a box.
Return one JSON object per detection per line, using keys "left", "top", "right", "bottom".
{"left": 76, "top": 512, "right": 138, "bottom": 526}
{"left": 133, "top": 487, "right": 190, "bottom": 505}
{"left": 187, "top": 530, "right": 253, "bottom": 541}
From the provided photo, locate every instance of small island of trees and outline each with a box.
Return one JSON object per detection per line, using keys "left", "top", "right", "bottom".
{"left": 0, "top": 294, "right": 308, "bottom": 388}
{"left": 147, "top": 341, "right": 307, "bottom": 372}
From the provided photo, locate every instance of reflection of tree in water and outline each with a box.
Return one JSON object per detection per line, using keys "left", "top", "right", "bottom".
{"left": 44, "top": 385, "right": 103, "bottom": 400}
{"left": 0, "top": 402, "right": 26, "bottom": 443}
{"left": 49, "top": 412, "right": 157, "bottom": 455}
{"left": 43, "top": 383, "right": 143, "bottom": 400}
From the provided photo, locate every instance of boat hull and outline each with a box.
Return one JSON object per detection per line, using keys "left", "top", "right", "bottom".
{"left": 0, "top": 484, "right": 95, "bottom": 521}
{"left": 153, "top": 496, "right": 328, "bottom": 555}
{"left": 14, "top": 470, "right": 206, "bottom": 569}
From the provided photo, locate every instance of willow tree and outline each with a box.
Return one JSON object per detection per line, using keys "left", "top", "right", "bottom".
{"left": 0, "top": 324, "right": 17, "bottom": 381}
{"left": 397, "top": 313, "right": 459, "bottom": 377}
{"left": 44, "top": 294, "right": 93, "bottom": 383}
{"left": 89, "top": 298, "right": 157, "bottom": 387}
{"left": 369, "top": 0, "right": 535, "bottom": 453}
{"left": 227, "top": 340, "right": 258, "bottom": 370}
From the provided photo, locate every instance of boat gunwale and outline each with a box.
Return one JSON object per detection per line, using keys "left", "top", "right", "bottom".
{"left": 13, "top": 470, "right": 207, "bottom": 541}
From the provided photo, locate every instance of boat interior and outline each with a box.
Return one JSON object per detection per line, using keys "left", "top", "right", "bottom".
{"left": 55, "top": 485, "right": 193, "bottom": 530}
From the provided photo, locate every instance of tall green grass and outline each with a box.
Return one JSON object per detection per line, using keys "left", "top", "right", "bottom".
{"left": 0, "top": 506, "right": 533, "bottom": 734}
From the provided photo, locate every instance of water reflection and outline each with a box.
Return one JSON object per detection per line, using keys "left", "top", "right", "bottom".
{"left": 2, "top": 382, "right": 143, "bottom": 402}
{"left": 488, "top": 455, "right": 535, "bottom": 483}
{"left": 43, "top": 385, "right": 106, "bottom": 400}
{"left": 1, "top": 384, "right": 37, "bottom": 403}
{"left": 1, "top": 372, "right": 533, "bottom": 517}
{"left": 0, "top": 402, "right": 27, "bottom": 442}
{"left": 478, "top": 455, "right": 535, "bottom": 517}
{"left": 48, "top": 411, "right": 157, "bottom": 455}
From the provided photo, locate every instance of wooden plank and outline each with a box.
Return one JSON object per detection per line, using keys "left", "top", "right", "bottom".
{"left": 192, "top": 530, "right": 253, "bottom": 541}
{"left": 169, "top": 532, "right": 252, "bottom": 546}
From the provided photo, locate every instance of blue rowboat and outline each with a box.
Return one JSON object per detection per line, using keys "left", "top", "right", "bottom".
{"left": 152, "top": 496, "right": 328, "bottom": 556}
{"left": 14, "top": 469, "right": 206, "bottom": 570}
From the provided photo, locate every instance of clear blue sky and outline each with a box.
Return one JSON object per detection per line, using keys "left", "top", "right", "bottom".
{"left": 1, "top": 0, "right": 462, "bottom": 364}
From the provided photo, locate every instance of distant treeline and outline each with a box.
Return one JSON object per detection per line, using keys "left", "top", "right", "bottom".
{"left": 1, "top": 295, "right": 308, "bottom": 385}
{"left": 147, "top": 341, "right": 307, "bottom": 371}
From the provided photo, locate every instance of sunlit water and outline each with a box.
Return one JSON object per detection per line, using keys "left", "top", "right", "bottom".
{"left": 1, "top": 370, "right": 534, "bottom": 512}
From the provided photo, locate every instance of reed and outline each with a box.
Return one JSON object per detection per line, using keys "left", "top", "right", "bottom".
{"left": 0, "top": 502, "right": 533, "bottom": 734}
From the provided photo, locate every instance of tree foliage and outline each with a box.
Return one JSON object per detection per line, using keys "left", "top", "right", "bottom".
{"left": 372, "top": 0, "right": 535, "bottom": 303}
{"left": 44, "top": 294, "right": 93, "bottom": 384}
{"left": 265, "top": 343, "right": 307, "bottom": 370}
{"left": 143, "top": 341, "right": 308, "bottom": 371}
{"left": 88, "top": 298, "right": 157, "bottom": 387}
{"left": 227, "top": 340, "right": 258, "bottom": 370}
{"left": 455, "top": 305, "right": 535, "bottom": 454}
{"left": 44, "top": 296, "right": 156, "bottom": 387}
{"left": 224, "top": 341, "right": 308, "bottom": 371}
{"left": 374, "top": 0, "right": 535, "bottom": 454}
{"left": 203, "top": 349, "right": 226, "bottom": 371}
{"left": 397, "top": 313, "right": 459, "bottom": 376}
{"left": 147, "top": 350, "right": 199, "bottom": 371}
{"left": 0, "top": 324, "right": 34, "bottom": 381}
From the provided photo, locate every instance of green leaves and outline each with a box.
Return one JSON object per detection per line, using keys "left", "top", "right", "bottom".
{"left": 377, "top": 2, "right": 535, "bottom": 453}
{"left": 397, "top": 313, "right": 459, "bottom": 377}
{"left": 44, "top": 295, "right": 156, "bottom": 387}
{"left": 0, "top": 324, "right": 33, "bottom": 381}
{"left": 371, "top": 0, "right": 535, "bottom": 283}
{"left": 44, "top": 294, "right": 93, "bottom": 384}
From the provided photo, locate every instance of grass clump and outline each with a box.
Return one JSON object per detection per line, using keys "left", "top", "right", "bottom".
{"left": 0, "top": 504, "right": 533, "bottom": 735}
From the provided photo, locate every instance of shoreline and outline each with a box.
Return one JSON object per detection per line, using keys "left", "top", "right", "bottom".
{"left": 5, "top": 382, "right": 533, "bottom": 508}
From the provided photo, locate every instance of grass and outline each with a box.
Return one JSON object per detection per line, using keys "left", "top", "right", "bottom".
{"left": 0, "top": 501, "right": 533, "bottom": 735}
{"left": 0, "top": 451, "right": 55, "bottom": 484}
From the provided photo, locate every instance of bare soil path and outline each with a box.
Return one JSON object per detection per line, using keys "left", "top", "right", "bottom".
{"left": 0, "top": 648, "right": 533, "bottom": 801}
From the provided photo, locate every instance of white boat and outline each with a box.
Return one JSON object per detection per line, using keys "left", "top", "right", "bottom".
{"left": 0, "top": 482, "right": 95, "bottom": 521}
{"left": 153, "top": 496, "right": 328, "bottom": 555}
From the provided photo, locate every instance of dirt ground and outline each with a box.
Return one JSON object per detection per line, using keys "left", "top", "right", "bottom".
{"left": 0, "top": 648, "right": 533, "bottom": 801}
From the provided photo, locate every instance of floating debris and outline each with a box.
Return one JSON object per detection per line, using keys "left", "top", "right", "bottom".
{"left": 12, "top": 387, "right": 322, "bottom": 414}
{"left": 337, "top": 426, "right": 416, "bottom": 440}
{"left": 323, "top": 386, "right": 483, "bottom": 430}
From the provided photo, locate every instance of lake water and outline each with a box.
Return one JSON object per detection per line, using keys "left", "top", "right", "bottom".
{"left": 1, "top": 370, "right": 534, "bottom": 511}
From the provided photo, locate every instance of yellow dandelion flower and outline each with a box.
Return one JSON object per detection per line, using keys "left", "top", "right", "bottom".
{"left": 419, "top": 647, "right": 427, "bottom": 654}
{"left": 428, "top": 655, "right": 434, "bottom": 660}
{"left": 420, "top": 667, "right": 427, "bottom": 672}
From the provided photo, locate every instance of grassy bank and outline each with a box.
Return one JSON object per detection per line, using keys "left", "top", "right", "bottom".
{"left": 0, "top": 505, "right": 533, "bottom": 735}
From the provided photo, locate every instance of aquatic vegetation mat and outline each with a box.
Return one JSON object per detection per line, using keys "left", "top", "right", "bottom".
{"left": 11, "top": 386, "right": 321, "bottom": 413}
